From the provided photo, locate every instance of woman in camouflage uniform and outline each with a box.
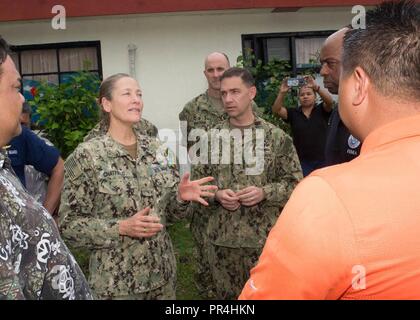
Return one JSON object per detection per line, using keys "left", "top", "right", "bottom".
{"left": 59, "top": 73, "right": 216, "bottom": 299}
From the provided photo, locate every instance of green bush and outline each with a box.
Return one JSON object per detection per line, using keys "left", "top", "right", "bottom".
{"left": 29, "top": 71, "right": 101, "bottom": 158}
{"left": 236, "top": 49, "right": 294, "bottom": 134}
{"left": 236, "top": 48, "right": 319, "bottom": 135}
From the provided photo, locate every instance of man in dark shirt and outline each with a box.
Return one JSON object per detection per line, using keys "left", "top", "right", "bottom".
{"left": 324, "top": 107, "right": 361, "bottom": 165}
{"left": 320, "top": 28, "right": 361, "bottom": 165}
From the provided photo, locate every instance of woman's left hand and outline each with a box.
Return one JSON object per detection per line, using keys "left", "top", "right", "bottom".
{"left": 178, "top": 172, "right": 218, "bottom": 206}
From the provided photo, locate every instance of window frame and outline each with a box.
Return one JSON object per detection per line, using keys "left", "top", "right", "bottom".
{"left": 10, "top": 40, "right": 103, "bottom": 85}
{"left": 241, "top": 30, "right": 336, "bottom": 75}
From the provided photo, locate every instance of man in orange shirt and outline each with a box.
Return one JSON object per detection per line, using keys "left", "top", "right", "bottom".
{"left": 240, "top": 0, "right": 420, "bottom": 299}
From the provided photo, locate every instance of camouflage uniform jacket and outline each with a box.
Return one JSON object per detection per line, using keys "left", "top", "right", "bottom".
{"left": 59, "top": 129, "right": 189, "bottom": 297}
{"left": 83, "top": 117, "right": 158, "bottom": 142}
{"left": 193, "top": 116, "right": 303, "bottom": 248}
{"left": 179, "top": 91, "right": 262, "bottom": 151}
{"left": 0, "top": 150, "right": 93, "bottom": 300}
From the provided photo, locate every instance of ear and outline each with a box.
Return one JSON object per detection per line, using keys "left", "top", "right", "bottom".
{"left": 249, "top": 86, "right": 257, "bottom": 100}
{"left": 101, "top": 97, "right": 112, "bottom": 113}
{"left": 352, "top": 67, "right": 369, "bottom": 106}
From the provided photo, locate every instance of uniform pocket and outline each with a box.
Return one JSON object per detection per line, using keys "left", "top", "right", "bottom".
{"left": 98, "top": 177, "right": 128, "bottom": 195}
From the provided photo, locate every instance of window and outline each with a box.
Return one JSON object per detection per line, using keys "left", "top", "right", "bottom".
{"left": 266, "top": 38, "right": 291, "bottom": 62}
{"left": 10, "top": 41, "right": 102, "bottom": 101}
{"left": 242, "top": 31, "right": 335, "bottom": 75}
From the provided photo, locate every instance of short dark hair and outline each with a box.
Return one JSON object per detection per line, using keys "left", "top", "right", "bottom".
{"left": 0, "top": 36, "right": 10, "bottom": 78}
{"left": 220, "top": 67, "right": 255, "bottom": 87}
{"left": 342, "top": 0, "right": 420, "bottom": 101}
{"left": 299, "top": 85, "right": 316, "bottom": 96}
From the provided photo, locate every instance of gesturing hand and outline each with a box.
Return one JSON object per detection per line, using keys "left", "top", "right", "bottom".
{"left": 178, "top": 172, "right": 218, "bottom": 206}
{"left": 304, "top": 75, "right": 319, "bottom": 92}
{"left": 236, "top": 186, "right": 265, "bottom": 207}
{"left": 280, "top": 78, "right": 290, "bottom": 94}
{"left": 118, "top": 207, "right": 163, "bottom": 238}
{"left": 215, "top": 189, "right": 241, "bottom": 211}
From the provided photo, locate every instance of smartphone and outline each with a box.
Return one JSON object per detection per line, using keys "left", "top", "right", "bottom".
{"left": 287, "top": 77, "right": 306, "bottom": 87}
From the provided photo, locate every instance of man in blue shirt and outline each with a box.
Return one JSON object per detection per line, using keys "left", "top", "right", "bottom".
{"left": 7, "top": 103, "right": 64, "bottom": 215}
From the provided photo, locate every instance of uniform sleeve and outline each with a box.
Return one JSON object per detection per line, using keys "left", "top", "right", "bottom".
{"left": 139, "top": 118, "right": 158, "bottom": 137}
{"left": 59, "top": 147, "right": 121, "bottom": 249}
{"left": 82, "top": 122, "right": 103, "bottom": 142}
{"left": 251, "top": 100, "right": 265, "bottom": 117}
{"left": 153, "top": 144, "right": 190, "bottom": 222}
{"left": 24, "top": 128, "right": 60, "bottom": 176}
{"left": 239, "top": 176, "right": 358, "bottom": 300}
{"left": 158, "top": 176, "right": 190, "bottom": 223}
{"left": 187, "top": 155, "right": 219, "bottom": 212}
{"left": 179, "top": 102, "right": 194, "bottom": 150}
{"left": 262, "top": 131, "right": 303, "bottom": 208}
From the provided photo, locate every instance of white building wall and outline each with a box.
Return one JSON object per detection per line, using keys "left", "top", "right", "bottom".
{"left": 0, "top": 7, "right": 355, "bottom": 133}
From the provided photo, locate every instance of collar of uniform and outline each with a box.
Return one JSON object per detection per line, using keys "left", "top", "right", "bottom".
{"left": 253, "top": 114, "right": 263, "bottom": 127}
{"left": 97, "top": 119, "right": 144, "bottom": 136}
{"left": 221, "top": 114, "right": 263, "bottom": 129}
{"left": 101, "top": 134, "right": 128, "bottom": 158}
{"left": 198, "top": 91, "right": 224, "bottom": 115}
{"left": 101, "top": 130, "right": 154, "bottom": 160}
{"left": 361, "top": 114, "right": 420, "bottom": 155}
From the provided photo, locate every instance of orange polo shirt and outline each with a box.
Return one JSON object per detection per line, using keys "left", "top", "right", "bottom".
{"left": 240, "top": 114, "right": 420, "bottom": 300}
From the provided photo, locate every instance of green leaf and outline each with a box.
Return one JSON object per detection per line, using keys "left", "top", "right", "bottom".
{"left": 30, "top": 70, "right": 100, "bottom": 158}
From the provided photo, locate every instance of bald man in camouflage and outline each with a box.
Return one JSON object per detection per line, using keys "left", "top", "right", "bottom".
{"left": 178, "top": 52, "right": 230, "bottom": 298}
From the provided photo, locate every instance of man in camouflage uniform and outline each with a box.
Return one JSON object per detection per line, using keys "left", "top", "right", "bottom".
{"left": 179, "top": 52, "right": 233, "bottom": 298}
{"left": 0, "top": 36, "right": 92, "bottom": 300}
{"left": 193, "top": 67, "right": 302, "bottom": 299}
{"left": 83, "top": 117, "right": 158, "bottom": 142}
{"left": 59, "top": 122, "right": 216, "bottom": 299}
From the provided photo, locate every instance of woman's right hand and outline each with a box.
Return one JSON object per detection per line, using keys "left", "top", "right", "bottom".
{"left": 118, "top": 207, "right": 163, "bottom": 238}
{"left": 279, "top": 78, "right": 290, "bottom": 94}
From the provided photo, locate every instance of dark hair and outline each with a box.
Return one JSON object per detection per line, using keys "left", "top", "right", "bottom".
{"left": 299, "top": 85, "right": 316, "bottom": 96}
{"left": 0, "top": 36, "right": 10, "bottom": 78}
{"left": 220, "top": 67, "right": 255, "bottom": 87}
{"left": 342, "top": 0, "right": 420, "bottom": 101}
{"left": 98, "top": 73, "right": 131, "bottom": 126}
